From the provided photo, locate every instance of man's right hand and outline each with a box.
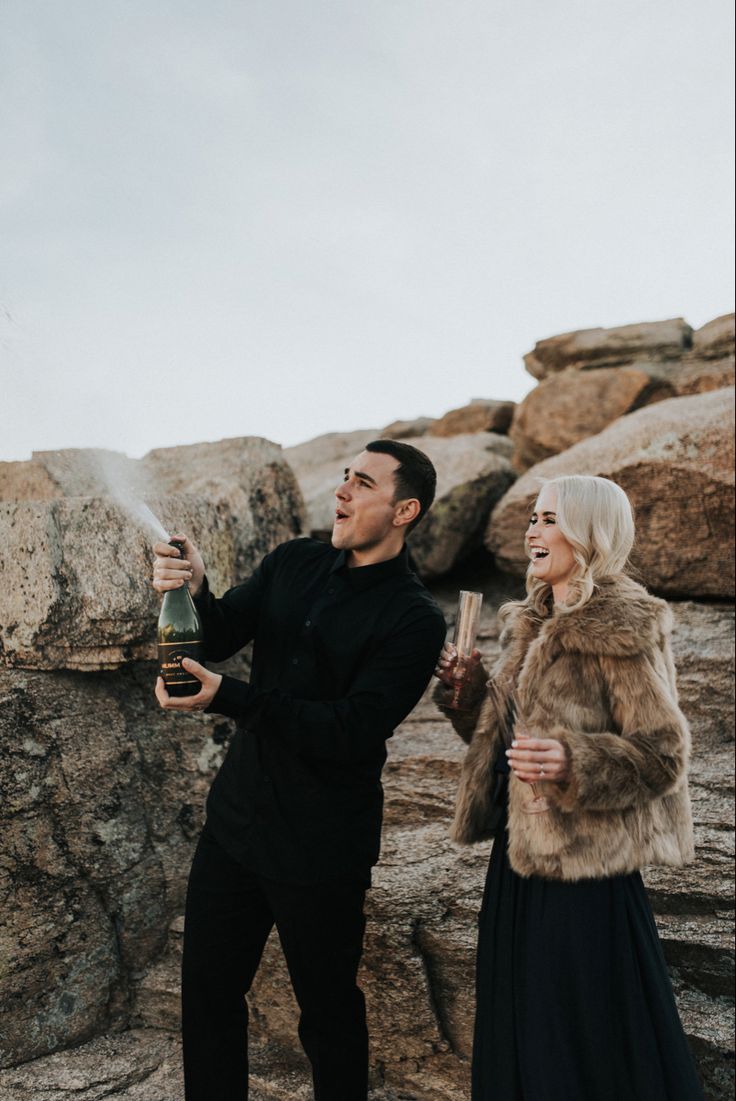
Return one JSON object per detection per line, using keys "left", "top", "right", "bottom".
{"left": 152, "top": 533, "right": 206, "bottom": 598}
{"left": 434, "top": 642, "right": 482, "bottom": 688}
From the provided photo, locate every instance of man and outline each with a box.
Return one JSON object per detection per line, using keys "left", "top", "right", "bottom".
{"left": 152, "top": 439, "right": 447, "bottom": 1101}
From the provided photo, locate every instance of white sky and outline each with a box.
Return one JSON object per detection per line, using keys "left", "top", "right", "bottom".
{"left": 1, "top": 0, "right": 733, "bottom": 462}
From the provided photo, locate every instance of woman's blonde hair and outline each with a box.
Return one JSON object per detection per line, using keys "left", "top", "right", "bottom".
{"left": 508, "top": 474, "right": 635, "bottom": 617}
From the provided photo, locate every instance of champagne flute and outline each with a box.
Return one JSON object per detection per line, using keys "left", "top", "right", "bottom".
{"left": 508, "top": 688, "right": 550, "bottom": 813}
{"left": 446, "top": 590, "right": 483, "bottom": 710}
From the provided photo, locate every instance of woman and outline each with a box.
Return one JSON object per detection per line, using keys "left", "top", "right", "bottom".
{"left": 435, "top": 474, "right": 704, "bottom": 1101}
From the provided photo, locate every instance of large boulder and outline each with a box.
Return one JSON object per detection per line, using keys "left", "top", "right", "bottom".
{"left": 523, "top": 317, "right": 693, "bottom": 380}
{"left": 511, "top": 315, "right": 735, "bottom": 469}
{"left": 380, "top": 416, "right": 436, "bottom": 440}
{"left": 404, "top": 434, "right": 515, "bottom": 579}
{"left": 0, "top": 448, "right": 143, "bottom": 502}
{"left": 142, "top": 436, "right": 305, "bottom": 579}
{"left": 510, "top": 366, "right": 659, "bottom": 471}
{"left": 428, "top": 399, "right": 515, "bottom": 438}
{"left": 487, "top": 388, "right": 735, "bottom": 599}
{"left": 0, "top": 495, "right": 233, "bottom": 671}
{"left": 0, "top": 438, "right": 304, "bottom": 672}
{"left": 0, "top": 663, "right": 237, "bottom": 1068}
{"left": 692, "top": 313, "right": 736, "bottom": 358}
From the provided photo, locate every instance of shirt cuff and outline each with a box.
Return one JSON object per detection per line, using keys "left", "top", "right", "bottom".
{"left": 206, "top": 674, "right": 253, "bottom": 720}
{"left": 192, "top": 574, "right": 211, "bottom": 606}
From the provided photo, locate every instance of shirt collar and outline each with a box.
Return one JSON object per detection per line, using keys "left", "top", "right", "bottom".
{"left": 330, "top": 544, "right": 412, "bottom": 588}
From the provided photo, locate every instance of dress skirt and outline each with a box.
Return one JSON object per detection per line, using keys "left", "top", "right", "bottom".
{"left": 472, "top": 787, "right": 705, "bottom": 1101}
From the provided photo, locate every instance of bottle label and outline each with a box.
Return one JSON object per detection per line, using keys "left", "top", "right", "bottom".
{"left": 158, "top": 640, "right": 205, "bottom": 686}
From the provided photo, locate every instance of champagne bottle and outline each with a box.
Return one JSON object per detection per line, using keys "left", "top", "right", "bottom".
{"left": 157, "top": 539, "right": 205, "bottom": 697}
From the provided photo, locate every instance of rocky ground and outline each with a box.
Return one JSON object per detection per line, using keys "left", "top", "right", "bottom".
{"left": 1, "top": 559, "right": 732, "bottom": 1101}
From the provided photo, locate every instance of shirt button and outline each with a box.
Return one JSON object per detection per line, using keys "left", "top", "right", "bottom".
{"left": 328, "top": 588, "right": 335, "bottom": 595}
{"left": 305, "top": 619, "right": 311, "bottom": 627}
{"left": 292, "top": 657, "right": 299, "bottom": 665}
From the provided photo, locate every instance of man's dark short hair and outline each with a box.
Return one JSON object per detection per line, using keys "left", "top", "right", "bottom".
{"left": 365, "top": 439, "right": 437, "bottom": 533}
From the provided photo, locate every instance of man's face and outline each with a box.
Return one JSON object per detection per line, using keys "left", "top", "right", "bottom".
{"left": 331, "top": 450, "right": 403, "bottom": 556}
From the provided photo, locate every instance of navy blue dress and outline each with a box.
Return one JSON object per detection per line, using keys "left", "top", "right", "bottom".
{"left": 472, "top": 760, "right": 705, "bottom": 1101}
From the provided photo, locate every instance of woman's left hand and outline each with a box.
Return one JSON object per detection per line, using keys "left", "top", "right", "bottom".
{"left": 506, "top": 729, "right": 569, "bottom": 784}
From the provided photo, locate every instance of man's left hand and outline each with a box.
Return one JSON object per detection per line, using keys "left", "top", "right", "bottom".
{"left": 155, "top": 658, "right": 223, "bottom": 712}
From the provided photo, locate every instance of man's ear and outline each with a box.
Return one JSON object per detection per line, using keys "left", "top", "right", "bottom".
{"left": 393, "top": 498, "right": 421, "bottom": 528}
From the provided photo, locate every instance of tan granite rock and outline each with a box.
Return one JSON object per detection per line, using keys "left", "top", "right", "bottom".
{"left": 142, "top": 436, "right": 305, "bottom": 579}
{"left": 403, "top": 434, "right": 515, "bottom": 578}
{"left": 0, "top": 457, "right": 59, "bottom": 500}
{"left": 380, "top": 416, "right": 436, "bottom": 439}
{"left": 511, "top": 314, "right": 734, "bottom": 469}
{"left": 488, "top": 388, "right": 735, "bottom": 598}
{"left": 0, "top": 438, "right": 304, "bottom": 671}
{"left": 0, "top": 664, "right": 236, "bottom": 1069}
{"left": 0, "top": 495, "right": 232, "bottom": 670}
{"left": 523, "top": 317, "right": 693, "bottom": 380}
{"left": 509, "top": 365, "right": 658, "bottom": 470}
{"left": 692, "top": 313, "right": 735, "bottom": 358}
{"left": 428, "top": 399, "right": 515, "bottom": 438}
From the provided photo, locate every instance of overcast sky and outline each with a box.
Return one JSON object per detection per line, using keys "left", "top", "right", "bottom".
{"left": 1, "top": 0, "right": 733, "bottom": 463}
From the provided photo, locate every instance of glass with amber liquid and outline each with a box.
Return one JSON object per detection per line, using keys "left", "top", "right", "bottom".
{"left": 157, "top": 539, "right": 205, "bottom": 697}
{"left": 447, "top": 590, "right": 484, "bottom": 710}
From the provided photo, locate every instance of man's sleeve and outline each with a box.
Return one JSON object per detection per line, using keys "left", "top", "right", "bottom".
{"left": 194, "top": 549, "right": 276, "bottom": 663}
{"left": 208, "top": 608, "right": 448, "bottom": 763}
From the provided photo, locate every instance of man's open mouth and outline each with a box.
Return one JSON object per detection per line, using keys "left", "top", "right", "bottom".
{"left": 335, "top": 509, "right": 350, "bottom": 523}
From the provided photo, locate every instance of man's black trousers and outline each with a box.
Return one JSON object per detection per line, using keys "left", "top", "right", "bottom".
{"left": 181, "top": 825, "right": 369, "bottom": 1101}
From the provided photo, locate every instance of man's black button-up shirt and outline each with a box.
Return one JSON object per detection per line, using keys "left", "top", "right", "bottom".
{"left": 195, "top": 538, "right": 447, "bottom": 885}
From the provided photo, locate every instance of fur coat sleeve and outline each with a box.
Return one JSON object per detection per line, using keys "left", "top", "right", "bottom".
{"left": 548, "top": 619, "right": 690, "bottom": 814}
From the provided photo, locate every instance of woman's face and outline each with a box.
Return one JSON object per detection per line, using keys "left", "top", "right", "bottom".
{"left": 526, "top": 485, "right": 576, "bottom": 592}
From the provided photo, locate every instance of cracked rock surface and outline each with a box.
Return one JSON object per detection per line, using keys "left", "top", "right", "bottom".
{"left": 2, "top": 560, "right": 731, "bottom": 1099}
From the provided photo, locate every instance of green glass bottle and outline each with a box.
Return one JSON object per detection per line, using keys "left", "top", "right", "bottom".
{"left": 157, "top": 539, "right": 205, "bottom": 697}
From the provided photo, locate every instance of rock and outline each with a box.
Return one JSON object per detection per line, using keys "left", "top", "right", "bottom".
{"left": 0, "top": 458, "right": 59, "bottom": 500}
{"left": 0, "top": 495, "right": 233, "bottom": 670}
{"left": 142, "top": 436, "right": 305, "bottom": 580}
{"left": 1, "top": 578, "right": 731, "bottom": 1098}
{"left": 511, "top": 314, "right": 734, "bottom": 470}
{"left": 284, "top": 429, "right": 380, "bottom": 538}
{"left": 428, "top": 399, "right": 515, "bottom": 438}
{"left": 403, "top": 434, "right": 515, "bottom": 579}
{"left": 509, "top": 365, "right": 659, "bottom": 470}
{"left": 669, "top": 601, "right": 735, "bottom": 754}
{"left": 524, "top": 317, "right": 693, "bottom": 380}
{"left": 692, "top": 313, "right": 735, "bottom": 358}
{"left": 0, "top": 448, "right": 144, "bottom": 502}
{"left": 0, "top": 664, "right": 236, "bottom": 1068}
{"left": 0, "top": 438, "right": 304, "bottom": 672}
{"left": 487, "top": 388, "right": 735, "bottom": 598}
{"left": 0, "top": 1030, "right": 184, "bottom": 1101}
{"left": 380, "top": 416, "right": 436, "bottom": 440}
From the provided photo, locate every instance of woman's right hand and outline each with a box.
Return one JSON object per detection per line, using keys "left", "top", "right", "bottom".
{"left": 152, "top": 533, "right": 206, "bottom": 598}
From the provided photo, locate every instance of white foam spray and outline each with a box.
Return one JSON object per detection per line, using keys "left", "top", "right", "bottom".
{"left": 40, "top": 448, "right": 171, "bottom": 543}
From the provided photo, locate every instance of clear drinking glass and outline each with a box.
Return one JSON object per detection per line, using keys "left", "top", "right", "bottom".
{"left": 509, "top": 688, "right": 550, "bottom": 813}
{"left": 446, "top": 590, "right": 484, "bottom": 710}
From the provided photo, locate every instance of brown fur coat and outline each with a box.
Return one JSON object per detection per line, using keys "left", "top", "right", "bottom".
{"left": 438, "top": 576, "right": 695, "bottom": 881}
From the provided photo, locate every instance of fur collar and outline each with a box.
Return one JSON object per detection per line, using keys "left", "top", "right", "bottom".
{"left": 506, "top": 576, "right": 671, "bottom": 658}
